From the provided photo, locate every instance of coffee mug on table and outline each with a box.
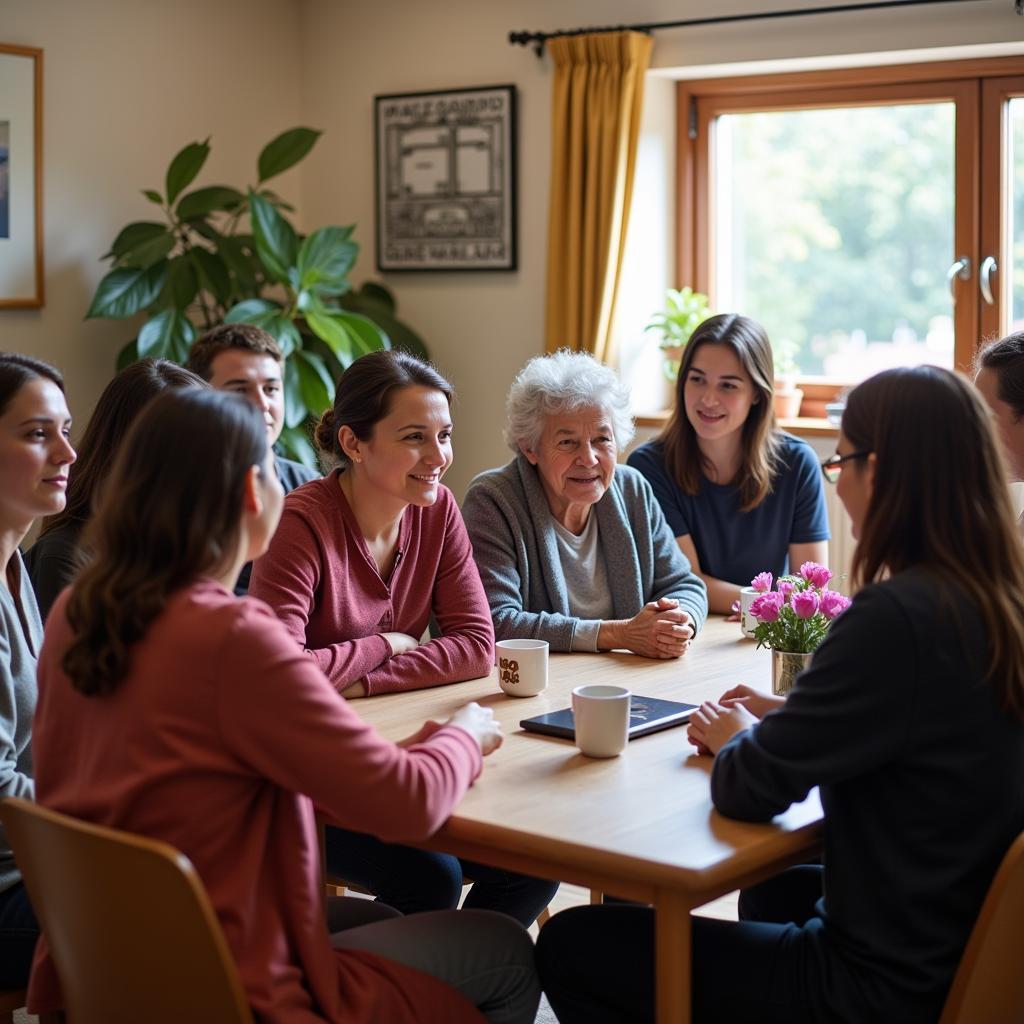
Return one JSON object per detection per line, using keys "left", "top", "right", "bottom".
{"left": 571, "top": 684, "right": 631, "bottom": 758}
{"left": 497, "top": 639, "right": 549, "bottom": 697}
{"left": 739, "top": 586, "right": 759, "bottom": 639}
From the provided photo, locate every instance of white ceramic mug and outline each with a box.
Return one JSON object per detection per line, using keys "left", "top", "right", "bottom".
{"left": 496, "top": 639, "right": 549, "bottom": 697}
{"left": 740, "top": 587, "right": 759, "bottom": 639}
{"left": 571, "top": 684, "right": 631, "bottom": 758}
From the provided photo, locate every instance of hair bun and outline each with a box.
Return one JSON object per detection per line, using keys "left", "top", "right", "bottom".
{"left": 314, "top": 408, "right": 338, "bottom": 455}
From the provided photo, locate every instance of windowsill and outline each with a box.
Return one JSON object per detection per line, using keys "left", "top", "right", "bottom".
{"left": 634, "top": 411, "right": 838, "bottom": 439}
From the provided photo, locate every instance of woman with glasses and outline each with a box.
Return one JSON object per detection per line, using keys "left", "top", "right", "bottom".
{"left": 628, "top": 314, "right": 829, "bottom": 615}
{"left": 539, "top": 365, "right": 1024, "bottom": 1023}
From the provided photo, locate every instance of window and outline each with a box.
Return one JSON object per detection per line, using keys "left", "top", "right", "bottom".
{"left": 677, "top": 57, "right": 1024, "bottom": 408}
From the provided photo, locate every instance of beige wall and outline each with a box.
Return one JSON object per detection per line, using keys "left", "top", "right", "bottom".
{"left": 0, "top": 0, "right": 304, "bottom": 433}
{"left": 1, "top": 0, "right": 1022, "bottom": 496}
{"left": 297, "top": 0, "right": 1023, "bottom": 497}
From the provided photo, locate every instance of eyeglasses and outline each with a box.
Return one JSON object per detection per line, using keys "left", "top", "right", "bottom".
{"left": 820, "top": 450, "right": 871, "bottom": 484}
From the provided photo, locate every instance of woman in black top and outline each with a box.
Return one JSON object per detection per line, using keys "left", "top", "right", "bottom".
{"left": 537, "top": 365, "right": 1024, "bottom": 1023}
{"left": 25, "top": 359, "right": 202, "bottom": 618}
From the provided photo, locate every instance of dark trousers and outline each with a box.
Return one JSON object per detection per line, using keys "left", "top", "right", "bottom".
{"left": 537, "top": 866, "right": 830, "bottom": 1024}
{"left": 0, "top": 881, "right": 39, "bottom": 989}
{"left": 325, "top": 825, "right": 559, "bottom": 928}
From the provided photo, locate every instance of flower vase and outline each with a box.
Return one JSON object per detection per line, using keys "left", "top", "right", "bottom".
{"left": 771, "top": 650, "right": 812, "bottom": 696}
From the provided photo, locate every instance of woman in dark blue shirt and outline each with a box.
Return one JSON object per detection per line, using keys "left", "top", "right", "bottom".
{"left": 539, "top": 365, "right": 1024, "bottom": 1023}
{"left": 627, "top": 314, "right": 828, "bottom": 614}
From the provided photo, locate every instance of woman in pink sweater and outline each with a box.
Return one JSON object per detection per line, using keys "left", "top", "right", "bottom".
{"left": 28, "top": 388, "right": 540, "bottom": 1024}
{"left": 249, "top": 351, "right": 558, "bottom": 925}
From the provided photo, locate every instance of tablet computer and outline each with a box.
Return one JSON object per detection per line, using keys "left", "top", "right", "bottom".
{"left": 520, "top": 695, "right": 698, "bottom": 742}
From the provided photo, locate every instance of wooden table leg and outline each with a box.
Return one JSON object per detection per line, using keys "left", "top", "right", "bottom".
{"left": 655, "top": 890, "right": 691, "bottom": 1024}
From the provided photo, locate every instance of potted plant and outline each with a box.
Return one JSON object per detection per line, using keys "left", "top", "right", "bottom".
{"left": 747, "top": 563, "right": 851, "bottom": 695}
{"left": 645, "top": 287, "right": 713, "bottom": 381}
{"left": 85, "top": 128, "right": 425, "bottom": 465}
{"left": 772, "top": 337, "right": 803, "bottom": 419}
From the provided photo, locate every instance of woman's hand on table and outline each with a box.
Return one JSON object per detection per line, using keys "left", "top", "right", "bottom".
{"left": 687, "top": 700, "right": 758, "bottom": 756}
{"left": 448, "top": 702, "right": 504, "bottom": 756}
{"left": 383, "top": 631, "right": 420, "bottom": 657}
{"left": 600, "top": 598, "right": 694, "bottom": 659}
{"left": 718, "top": 684, "right": 785, "bottom": 721}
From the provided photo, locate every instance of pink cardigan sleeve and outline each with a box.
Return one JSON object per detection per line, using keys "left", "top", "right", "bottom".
{"left": 362, "top": 497, "right": 495, "bottom": 696}
{"left": 216, "top": 600, "right": 482, "bottom": 841}
{"left": 249, "top": 505, "right": 392, "bottom": 688}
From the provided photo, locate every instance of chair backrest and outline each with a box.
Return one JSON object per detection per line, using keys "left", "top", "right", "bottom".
{"left": 939, "top": 830, "right": 1024, "bottom": 1024}
{"left": 0, "top": 798, "right": 253, "bottom": 1024}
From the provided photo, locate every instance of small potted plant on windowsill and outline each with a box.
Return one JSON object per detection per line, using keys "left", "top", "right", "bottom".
{"left": 645, "top": 287, "right": 713, "bottom": 381}
{"left": 772, "top": 337, "right": 803, "bottom": 419}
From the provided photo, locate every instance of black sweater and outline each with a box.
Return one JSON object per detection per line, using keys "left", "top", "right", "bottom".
{"left": 713, "top": 567, "right": 1024, "bottom": 1022}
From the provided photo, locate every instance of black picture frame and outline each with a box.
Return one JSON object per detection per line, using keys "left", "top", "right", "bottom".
{"left": 374, "top": 84, "right": 518, "bottom": 272}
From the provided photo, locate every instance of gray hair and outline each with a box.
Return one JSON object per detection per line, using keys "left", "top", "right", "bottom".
{"left": 503, "top": 349, "right": 635, "bottom": 453}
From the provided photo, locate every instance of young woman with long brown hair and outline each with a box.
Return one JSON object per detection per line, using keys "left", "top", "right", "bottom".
{"left": 0, "top": 353, "right": 75, "bottom": 991}
{"left": 25, "top": 358, "right": 202, "bottom": 618}
{"left": 539, "top": 365, "right": 1024, "bottom": 1023}
{"left": 628, "top": 314, "right": 829, "bottom": 614}
{"left": 28, "top": 388, "right": 539, "bottom": 1023}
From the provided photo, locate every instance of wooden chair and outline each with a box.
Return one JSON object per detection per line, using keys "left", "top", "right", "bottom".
{"left": 939, "top": 831, "right": 1024, "bottom": 1024}
{"left": 0, "top": 797, "right": 252, "bottom": 1024}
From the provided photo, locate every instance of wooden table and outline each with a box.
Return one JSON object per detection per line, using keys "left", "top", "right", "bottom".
{"left": 357, "top": 618, "right": 823, "bottom": 1023}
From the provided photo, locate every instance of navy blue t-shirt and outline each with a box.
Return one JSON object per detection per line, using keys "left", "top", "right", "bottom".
{"left": 626, "top": 433, "right": 829, "bottom": 587}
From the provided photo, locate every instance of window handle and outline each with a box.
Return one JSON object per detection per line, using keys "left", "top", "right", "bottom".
{"left": 946, "top": 256, "right": 971, "bottom": 301}
{"left": 980, "top": 256, "right": 998, "bottom": 306}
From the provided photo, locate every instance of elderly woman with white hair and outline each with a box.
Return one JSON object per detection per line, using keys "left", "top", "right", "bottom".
{"left": 463, "top": 351, "right": 708, "bottom": 656}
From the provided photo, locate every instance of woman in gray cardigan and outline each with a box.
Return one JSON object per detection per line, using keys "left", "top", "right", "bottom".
{"left": 0, "top": 353, "right": 75, "bottom": 988}
{"left": 463, "top": 351, "right": 707, "bottom": 655}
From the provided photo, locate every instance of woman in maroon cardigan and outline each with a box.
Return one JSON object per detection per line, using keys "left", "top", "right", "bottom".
{"left": 29, "top": 388, "right": 540, "bottom": 1024}
{"left": 249, "top": 350, "right": 558, "bottom": 925}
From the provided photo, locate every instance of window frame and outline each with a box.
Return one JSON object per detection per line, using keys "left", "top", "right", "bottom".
{"left": 676, "top": 55, "right": 1024, "bottom": 415}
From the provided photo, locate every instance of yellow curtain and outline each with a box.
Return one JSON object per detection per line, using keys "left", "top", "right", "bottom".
{"left": 544, "top": 31, "right": 653, "bottom": 363}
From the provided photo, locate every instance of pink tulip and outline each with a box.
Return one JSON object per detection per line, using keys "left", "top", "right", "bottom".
{"left": 750, "top": 591, "right": 784, "bottom": 623}
{"left": 820, "top": 590, "right": 851, "bottom": 620}
{"left": 751, "top": 571, "right": 773, "bottom": 594}
{"left": 799, "top": 562, "right": 833, "bottom": 589}
{"left": 791, "top": 590, "right": 820, "bottom": 619}
{"left": 778, "top": 579, "right": 796, "bottom": 599}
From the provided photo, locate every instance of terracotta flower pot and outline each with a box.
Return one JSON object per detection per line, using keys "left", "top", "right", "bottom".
{"left": 773, "top": 386, "right": 804, "bottom": 419}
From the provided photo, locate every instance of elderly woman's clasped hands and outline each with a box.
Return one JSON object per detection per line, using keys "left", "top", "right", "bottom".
{"left": 604, "top": 596, "right": 694, "bottom": 659}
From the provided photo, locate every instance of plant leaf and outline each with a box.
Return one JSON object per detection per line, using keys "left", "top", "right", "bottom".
{"left": 257, "top": 127, "right": 321, "bottom": 183}
{"left": 293, "top": 349, "right": 335, "bottom": 416}
{"left": 86, "top": 263, "right": 168, "bottom": 319}
{"left": 260, "top": 317, "right": 302, "bottom": 359}
{"left": 224, "top": 298, "right": 280, "bottom": 323}
{"left": 161, "top": 254, "right": 199, "bottom": 311}
{"left": 218, "top": 235, "right": 260, "bottom": 295}
{"left": 338, "top": 292, "right": 427, "bottom": 358}
{"left": 116, "top": 338, "right": 139, "bottom": 371}
{"left": 165, "top": 138, "right": 211, "bottom": 206}
{"left": 258, "top": 188, "right": 295, "bottom": 213}
{"left": 248, "top": 190, "right": 298, "bottom": 284}
{"left": 305, "top": 308, "right": 354, "bottom": 367}
{"left": 297, "top": 226, "right": 358, "bottom": 290}
{"left": 142, "top": 189, "right": 164, "bottom": 206}
{"left": 277, "top": 424, "right": 319, "bottom": 468}
{"left": 106, "top": 222, "right": 175, "bottom": 269}
{"left": 137, "top": 309, "right": 196, "bottom": 360}
{"left": 356, "top": 280, "right": 395, "bottom": 311}
{"left": 190, "top": 248, "right": 231, "bottom": 306}
{"left": 176, "top": 185, "right": 245, "bottom": 221}
{"left": 336, "top": 311, "right": 390, "bottom": 356}
{"left": 284, "top": 358, "right": 306, "bottom": 430}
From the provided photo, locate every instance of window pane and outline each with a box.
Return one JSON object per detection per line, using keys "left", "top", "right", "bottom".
{"left": 1011, "top": 97, "right": 1024, "bottom": 333}
{"left": 714, "top": 103, "right": 955, "bottom": 378}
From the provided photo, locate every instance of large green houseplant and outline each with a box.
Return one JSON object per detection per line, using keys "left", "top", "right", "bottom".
{"left": 86, "top": 128, "right": 425, "bottom": 465}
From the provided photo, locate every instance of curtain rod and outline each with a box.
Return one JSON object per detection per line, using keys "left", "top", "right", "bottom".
{"left": 509, "top": 0, "right": 1016, "bottom": 56}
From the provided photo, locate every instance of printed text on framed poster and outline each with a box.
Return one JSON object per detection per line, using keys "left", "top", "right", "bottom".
{"left": 375, "top": 85, "right": 517, "bottom": 272}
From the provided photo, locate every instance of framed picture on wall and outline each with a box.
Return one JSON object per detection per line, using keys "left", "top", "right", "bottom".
{"left": 0, "top": 44, "right": 43, "bottom": 308}
{"left": 374, "top": 84, "right": 517, "bottom": 272}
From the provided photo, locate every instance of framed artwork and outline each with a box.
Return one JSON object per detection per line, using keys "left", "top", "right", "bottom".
{"left": 375, "top": 84, "right": 517, "bottom": 272}
{"left": 0, "top": 43, "right": 43, "bottom": 308}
